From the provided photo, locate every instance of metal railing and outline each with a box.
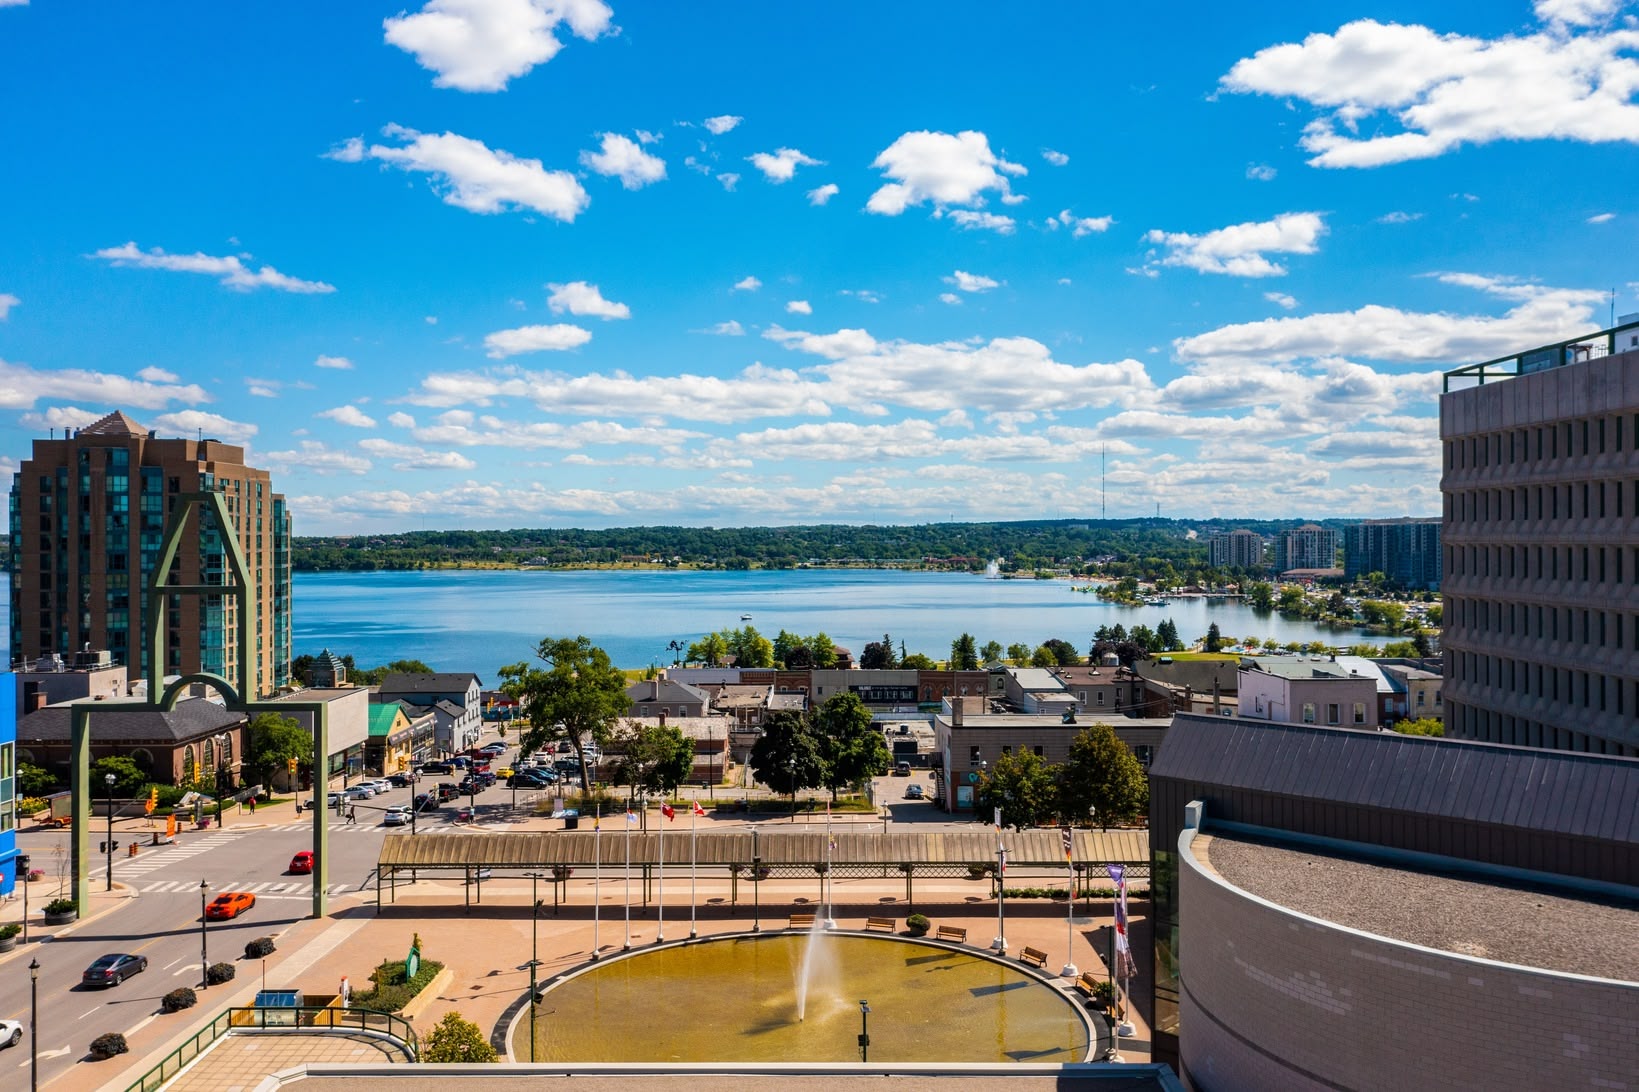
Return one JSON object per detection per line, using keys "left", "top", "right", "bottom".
{"left": 124, "top": 1005, "right": 418, "bottom": 1091}
{"left": 1443, "top": 317, "right": 1639, "bottom": 392}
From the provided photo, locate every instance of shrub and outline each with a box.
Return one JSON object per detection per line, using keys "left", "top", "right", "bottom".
{"left": 421, "top": 1011, "right": 497, "bottom": 1063}
{"left": 905, "top": 913, "right": 930, "bottom": 936}
{"left": 206, "top": 962, "right": 236, "bottom": 985}
{"left": 17, "top": 796, "right": 47, "bottom": 817}
{"left": 0, "top": 923, "right": 21, "bottom": 940}
{"left": 43, "top": 898, "right": 76, "bottom": 916}
{"left": 244, "top": 936, "right": 276, "bottom": 959}
{"left": 89, "top": 1032, "right": 129, "bottom": 1059}
{"left": 349, "top": 957, "right": 444, "bottom": 1013}
{"left": 161, "top": 988, "right": 197, "bottom": 1013}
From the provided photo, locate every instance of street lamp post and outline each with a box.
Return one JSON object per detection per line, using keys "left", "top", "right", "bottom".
{"left": 198, "top": 881, "right": 210, "bottom": 988}
{"left": 104, "top": 773, "right": 116, "bottom": 892}
{"left": 857, "top": 1000, "right": 871, "bottom": 1063}
{"left": 524, "top": 871, "right": 545, "bottom": 1063}
{"left": 751, "top": 827, "right": 761, "bottom": 934}
{"left": 213, "top": 733, "right": 229, "bottom": 828}
{"left": 29, "top": 958, "right": 39, "bottom": 1092}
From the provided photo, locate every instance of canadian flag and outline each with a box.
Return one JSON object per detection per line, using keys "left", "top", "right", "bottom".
{"left": 692, "top": 800, "right": 707, "bottom": 817}
{"left": 662, "top": 803, "right": 675, "bottom": 820}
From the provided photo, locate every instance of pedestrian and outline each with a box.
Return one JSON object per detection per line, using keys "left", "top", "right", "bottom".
{"left": 347, "top": 806, "right": 357, "bottom": 826}
{"left": 248, "top": 797, "right": 256, "bottom": 815}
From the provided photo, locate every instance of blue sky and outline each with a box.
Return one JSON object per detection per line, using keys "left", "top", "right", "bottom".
{"left": 2, "top": 0, "right": 1636, "bottom": 534}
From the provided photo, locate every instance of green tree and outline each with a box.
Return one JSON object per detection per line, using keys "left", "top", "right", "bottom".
{"left": 807, "top": 631, "right": 837, "bottom": 668}
{"left": 608, "top": 720, "right": 696, "bottom": 801}
{"left": 1057, "top": 722, "right": 1148, "bottom": 830}
{"left": 811, "top": 693, "right": 890, "bottom": 802}
{"left": 1005, "top": 642, "right": 1031, "bottom": 666}
{"left": 900, "top": 652, "right": 937, "bottom": 669}
{"left": 728, "top": 625, "right": 775, "bottom": 668}
{"left": 859, "top": 633, "right": 897, "bottom": 670}
{"left": 91, "top": 755, "right": 146, "bottom": 796}
{"left": 748, "top": 710, "right": 824, "bottom": 811}
{"left": 1042, "top": 638, "right": 1081, "bottom": 666}
{"left": 351, "top": 659, "right": 434, "bottom": 686}
{"left": 975, "top": 750, "right": 1057, "bottom": 829}
{"left": 499, "top": 636, "right": 632, "bottom": 793}
{"left": 18, "top": 763, "right": 56, "bottom": 797}
{"left": 247, "top": 712, "right": 314, "bottom": 787}
{"left": 1246, "top": 581, "right": 1275, "bottom": 611}
{"left": 1030, "top": 645, "right": 1058, "bottom": 667}
{"left": 422, "top": 1011, "right": 498, "bottom": 1063}
{"left": 1276, "top": 585, "right": 1307, "bottom": 613}
{"left": 949, "top": 633, "right": 979, "bottom": 670}
{"left": 686, "top": 632, "right": 729, "bottom": 667}
{"left": 1204, "top": 623, "right": 1224, "bottom": 653}
{"left": 1155, "top": 619, "right": 1180, "bottom": 651}
{"left": 773, "top": 629, "right": 805, "bottom": 667}
{"left": 1393, "top": 717, "right": 1445, "bottom": 736}
{"left": 979, "top": 640, "right": 1005, "bottom": 666}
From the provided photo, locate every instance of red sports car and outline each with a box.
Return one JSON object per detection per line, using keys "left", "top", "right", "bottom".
{"left": 205, "top": 891, "right": 257, "bottom": 920}
{"left": 288, "top": 850, "right": 314, "bottom": 874}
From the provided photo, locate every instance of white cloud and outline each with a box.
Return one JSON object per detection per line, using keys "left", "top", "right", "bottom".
{"left": 314, "top": 354, "right": 354, "bottom": 370}
{"left": 325, "top": 137, "right": 365, "bottom": 163}
{"left": 1175, "top": 275, "right": 1605, "bottom": 366}
{"left": 1587, "top": 211, "right": 1616, "bottom": 223}
{"left": 547, "top": 280, "right": 630, "bottom": 319}
{"left": 945, "top": 270, "right": 999, "bottom": 293}
{"left": 785, "top": 300, "right": 812, "bottom": 315}
{"left": 92, "top": 242, "right": 335, "bottom": 293}
{"left": 247, "top": 382, "right": 278, "bottom": 398}
{"left": 807, "top": 183, "right": 839, "bottom": 205}
{"left": 0, "top": 357, "right": 208, "bottom": 410}
{"left": 356, "top": 125, "right": 588, "bottom": 221}
{"left": 318, "top": 405, "right": 378, "bottom": 428}
{"left": 20, "top": 406, "right": 105, "bottom": 431}
{"left": 733, "top": 276, "right": 761, "bottom": 292}
{"left": 1047, "top": 209, "right": 1113, "bottom": 237}
{"left": 700, "top": 320, "right": 745, "bottom": 336}
{"left": 943, "top": 209, "right": 1016, "bottom": 234}
{"left": 383, "top": 0, "right": 614, "bottom": 92}
{"left": 939, "top": 293, "right": 962, "bottom": 306}
{"left": 135, "top": 366, "right": 179, "bottom": 382}
{"left": 1143, "top": 212, "right": 1326, "bottom": 277}
{"left": 260, "top": 440, "right": 372, "bottom": 476}
{"left": 1377, "top": 210, "right": 1422, "bottom": 224}
{"left": 716, "top": 172, "right": 740, "bottom": 191}
{"left": 1246, "top": 163, "right": 1277, "bottom": 181}
{"left": 0, "top": 293, "right": 18, "bottom": 319}
{"left": 579, "top": 133, "right": 666, "bottom": 189}
{"left": 1222, "top": 15, "right": 1639, "bottom": 168}
{"left": 747, "top": 147, "right": 822, "bottom": 182}
{"left": 358, "top": 437, "right": 479, "bottom": 470}
{"left": 483, "top": 322, "right": 593, "bottom": 358}
{"left": 388, "top": 412, "right": 418, "bottom": 429}
{"left": 149, "top": 410, "right": 259, "bottom": 446}
{"left": 839, "top": 289, "right": 881, "bottom": 304}
{"left": 866, "top": 130, "right": 1026, "bottom": 215}
{"left": 1264, "top": 291, "right": 1299, "bottom": 310}
{"left": 0, "top": 1, "right": 29, "bottom": 7}
{"left": 425, "top": 315, "right": 438, "bottom": 324}
{"left": 703, "top": 114, "right": 742, "bottom": 135}
{"left": 1042, "top": 148, "right": 1069, "bottom": 166}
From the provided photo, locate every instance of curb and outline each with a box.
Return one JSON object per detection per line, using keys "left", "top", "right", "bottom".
{"left": 0, "top": 881, "right": 138, "bottom": 968}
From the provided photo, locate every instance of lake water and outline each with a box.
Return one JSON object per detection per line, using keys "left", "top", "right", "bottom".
{"left": 285, "top": 569, "right": 1385, "bottom": 675}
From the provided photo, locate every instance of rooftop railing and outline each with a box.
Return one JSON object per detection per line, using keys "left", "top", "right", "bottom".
{"left": 1443, "top": 317, "right": 1639, "bottom": 392}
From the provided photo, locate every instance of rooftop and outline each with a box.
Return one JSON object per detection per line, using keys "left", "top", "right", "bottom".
{"left": 1195, "top": 830, "right": 1639, "bottom": 982}
{"left": 1443, "top": 316, "right": 1639, "bottom": 391}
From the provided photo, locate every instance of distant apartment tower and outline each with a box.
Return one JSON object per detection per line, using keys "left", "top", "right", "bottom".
{"left": 1272, "top": 523, "right": 1338, "bottom": 573}
{"left": 1207, "top": 529, "right": 1265, "bottom": 570}
{"left": 1440, "top": 319, "right": 1639, "bottom": 756}
{"left": 7, "top": 411, "right": 293, "bottom": 697}
{"left": 1344, "top": 518, "right": 1442, "bottom": 590}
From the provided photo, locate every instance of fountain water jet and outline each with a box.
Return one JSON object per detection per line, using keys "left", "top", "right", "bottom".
{"left": 794, "top": 914, "right": 830, "bottom": 1021}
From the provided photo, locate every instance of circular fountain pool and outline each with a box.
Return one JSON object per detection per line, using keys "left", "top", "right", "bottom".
{"left": 513, "top": 932, "right": 1091, "bottom": 1063}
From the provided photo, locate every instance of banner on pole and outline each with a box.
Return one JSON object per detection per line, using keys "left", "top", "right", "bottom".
{"left": 1060, "top": 826, "right": 1073, "bottom": 862}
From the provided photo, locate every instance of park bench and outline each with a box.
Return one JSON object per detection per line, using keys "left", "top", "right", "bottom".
{"left": 1075, "top": 971, "right": 1101, "bottom": 998}
{"left": 935, "top": 925, "right": 967, "bottom": 944}
{"left": 1019, "top": 946, "right": 1049, "bottom": 968}
{"left": 789, "top": 913, "right": 816, "bottom": 930}
{"left": 864, "top": 917, "right": 896, "bottom": 933}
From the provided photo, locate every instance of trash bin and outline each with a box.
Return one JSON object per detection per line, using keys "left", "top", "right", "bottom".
{"left": 564, "top": 815, "right": 579, "bottom": 830}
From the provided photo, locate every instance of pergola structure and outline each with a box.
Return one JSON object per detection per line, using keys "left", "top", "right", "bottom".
{"left": 66, "top": 493, "right": 334, "bottom": 919}
{"left": 373, "top": 828, "right": 1150, "bottom": 911}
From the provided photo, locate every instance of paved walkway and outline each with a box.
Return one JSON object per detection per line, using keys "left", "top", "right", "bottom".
{"left": 168, "top": 1031, "right": 409, "bottom": 1091}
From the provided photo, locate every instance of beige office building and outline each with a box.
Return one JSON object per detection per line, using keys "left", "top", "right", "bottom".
{"left": 1440, "top": 327, "right": 1639, "bottom": 756}
{"left": 7, "top": 411, "right": 293, "bottom": 697}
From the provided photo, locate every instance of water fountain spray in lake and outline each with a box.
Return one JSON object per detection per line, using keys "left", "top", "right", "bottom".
{"left": 795, "top": 916, "right": 829, "bottom": 1021}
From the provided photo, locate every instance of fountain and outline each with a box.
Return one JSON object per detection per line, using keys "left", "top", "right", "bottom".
{"left": 513, "top": 932, "right": 1091, "bottom": 1063}
{"left": 984, "top": 558, "right": 1001, "bottom": 578}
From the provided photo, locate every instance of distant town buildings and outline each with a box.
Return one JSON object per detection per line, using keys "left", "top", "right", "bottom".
{"left": 1271, "top": 523, "right": 1339, "bottom": 575}
{"left": 7, "top": 410, "right": 292, "bottom": 697}
{"left": 1344, "top": 517, "right": 1442, "bottom": 590}
{"left": 1440, "top": 326, "right": 1639, "bottom": 756}
{"left": 1206, "top": 528, "right": 1265, "bottom": 570}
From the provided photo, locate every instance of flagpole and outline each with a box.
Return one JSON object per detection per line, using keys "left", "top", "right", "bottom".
{"left": 1061, "top": 826, "right": 1078, "bottom": 978}
{"left": 623, "top": 809, "right": 632, "bottom": 951}
{"left": 823, "top": 803, "right": 836, "bottom": 929}
{"left": 991, "top": 807, "right": 1007, "bottom": 952}
{"left": 689, "top": 793, "right": 699, "bottom": 939}
{"left": 592, "top": 803, "right": 601, "bottom": 961}
{"left": 656, "top": 802, "right": 666, "bottom": 943}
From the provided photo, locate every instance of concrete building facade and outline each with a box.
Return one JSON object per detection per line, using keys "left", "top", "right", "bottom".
{"left": 1272, "top": 523, "right": 1339, "bottom": 574}
{"left": 1206, "top": 529, "right": 1264, "bottom": 570}
{"left": 1440, "top": 334, "right": 1639, "bottom": 756}
{"left": 1344, "top": 516, "right": 1442, "bottom": 590}
{"left": 7, "top": 411, "right": 293, "bottom": 696}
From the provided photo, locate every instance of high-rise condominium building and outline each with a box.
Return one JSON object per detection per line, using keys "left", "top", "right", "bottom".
{"left": 1440, "top": 323, "right": 1639, "bottom": 756}
{"left": 1272, "top": 523, "right": 1339, "bottom": 573}
{"left": 1207, "top": 529, "right": 1265, "bottom": 570}
{"left": 1344, "top": 517, "right": 1442, "bottom": 590}
{"left": 7, "top": 411, "right": 292, "bottom": 697}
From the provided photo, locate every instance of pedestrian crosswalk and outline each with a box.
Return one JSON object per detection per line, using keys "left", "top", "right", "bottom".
{"left": 262, "top": 821, "right": 501, "bottom": 836}
{"left": 95, "top": 830, "right": 248, "bottom": 879}
{"left": 134, "top": 878, "right": 352, "bottom": 899}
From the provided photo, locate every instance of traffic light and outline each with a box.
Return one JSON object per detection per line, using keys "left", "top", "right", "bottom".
{"left": 287, "top": 757, "right": 299, "bottom": 774}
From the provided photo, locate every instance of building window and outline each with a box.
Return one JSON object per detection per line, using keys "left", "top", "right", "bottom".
{"left": 1302, "top": 703, "right": 1317, "bottom": 724}
{"left": 1327, "top": 703, "right": 1341, "bottom": 724}
{"left": 1353, "top": 703, "right": 1366, "bottom": 724}
{"left": 1096, "top": 692, "right": 1105, "bottom": 705}
{"left": 969, "top": 746, "right": 981, "bottom": 767}
{"left": 1033, "top": 746, "right": 1044, "bottom": 757}
{"left": 1002, "top": 745, "right": 1012, "bottom": 755}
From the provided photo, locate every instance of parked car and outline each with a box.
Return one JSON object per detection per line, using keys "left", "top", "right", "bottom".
{"left": 81, "top": 953, "right": 148, "bottom": 988}
{"left": 387, "top": 772, "right": 418, "bottom": 787}
{"left": 508, "top": 770, "right": 553, "bottom": 788}
{"left": 419, "top": 762, "right": 452, "bottom": 775}
{"left": 327, "top": 791, "right": 344, "bottom": 807}
{"left": 369, "top": 779, "right": 394, "bottom": 794}
{"left": 343, "top": 785, "right": 375, "bottom": 800}
{"left": 481, "top": 742, "right": 507, "bottom": 754}
{"left": 435, "top": 783, "right": 460, "bottom": 802}
{"left": 205, "top": 891, "right": 257, "bottom": 920}
{"left": 893, "top": 762, "right": 912, "bottom": 776}
{"left": 412, "top": 792, "right": 441, "bottom": 812}
{"left": 905, "top": 784, "right": 925, "bottom": 800}
{"left": 383, "top": 806, "right": 410, "bottom": 827}
{"left": 0, "top": 1019, "right": 21, "bottom": 1048}
{"left": 555, "top": 741, "right": 573, "bottom": 753}
{"left": 457, "top": 778, "right": 485, "bottom": 795}
{"left": 288, "top": 850, "right": 314, "bottom": 874}
{"left": 475, "top": 770, "right": 497, "bottom": 786}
